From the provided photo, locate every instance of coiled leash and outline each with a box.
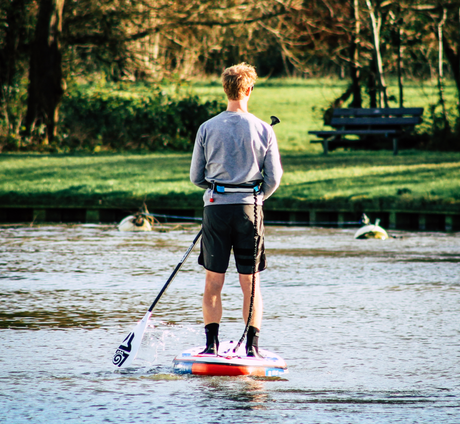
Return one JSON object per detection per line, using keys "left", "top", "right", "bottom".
{"left": 205, "top": 180, "right": 261, "bottom": 355}
{"left": 233, "top": 188, "right": 259, "bottom": 354}
{"left": 231, "top": 115, "right": 280, "bottom": 355}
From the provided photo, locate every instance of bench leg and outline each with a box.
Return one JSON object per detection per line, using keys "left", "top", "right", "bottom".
{"left": 393, "top": 138, "right": 398, "bottom": 156}
{"left": 322, "top": 139, "right": 328, "bottom": 155}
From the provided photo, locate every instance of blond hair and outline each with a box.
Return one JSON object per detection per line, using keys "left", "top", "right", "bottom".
{"left": 221, "top": 63, "right": 257, "bottom": 100}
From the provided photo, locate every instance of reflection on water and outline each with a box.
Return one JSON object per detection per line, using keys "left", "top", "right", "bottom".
{"left": 1, "top": 224, "right": 459, "bottom": 423}
{"left": 199, "top": 378, "right": 270, "bottom": 410}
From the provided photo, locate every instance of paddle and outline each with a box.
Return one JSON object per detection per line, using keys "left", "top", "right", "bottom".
{"left": 112, "top": 229, "right": 202, "bottom": 368}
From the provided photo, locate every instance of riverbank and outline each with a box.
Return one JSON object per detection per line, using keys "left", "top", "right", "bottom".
{"left": 2, "top": 151, "right": 460, "bottom": 230}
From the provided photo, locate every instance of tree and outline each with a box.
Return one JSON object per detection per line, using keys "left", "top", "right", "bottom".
{"left": 0, "top": 0, "right": 35, "bottom": 89}
{"left": 409, "top": 1, "right": 460, "bottom": 138}
{"left": 438, "top": 2, "right": 460, "bottom": 111}
{"left": 0, "top": 0, "right": 37, "bottom": 138}
{"left": 349, "top": 0, "right": 362, "bottom": 108}
{"left": 2, "top": 0, "right": 460, "bottom": 148}
{"left": 365, "top": 0, "right": 389, "bottom": 107}
{"left": 24, "top": 0, "right": 65, "bottom": 143}
{"left": 18, "top": 0, "right": 291, "bottom": 143}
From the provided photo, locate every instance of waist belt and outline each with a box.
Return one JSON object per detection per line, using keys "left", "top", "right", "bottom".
{"left": 207, "top": 181, "right": 261, "bottom": 194}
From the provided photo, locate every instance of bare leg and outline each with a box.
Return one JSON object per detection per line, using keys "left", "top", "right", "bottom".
{"left": 202, "top": 270, "right": 225, "bottom": 325}
{"left": 239, "top": 272, "right": 263, "bottom": 329}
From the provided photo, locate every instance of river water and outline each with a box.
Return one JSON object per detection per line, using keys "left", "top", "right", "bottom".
{"left": 1, "top": 224, "right": 459, "bottom": 423}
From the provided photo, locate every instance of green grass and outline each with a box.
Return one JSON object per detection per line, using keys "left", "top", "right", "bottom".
{"left": 277, "top": 151, "right": 460, "bottom": 212}
{"left": 192, "top": 77, "right": 459, "bottom": 153}
{"left": 1, "top": 78, "right": 459, "bottom": 213}
{"left": 1, "top": 150, "right": 460, "bottom": 212}
{"left": 0, "top": 153, "right": 201, "bottom": 209}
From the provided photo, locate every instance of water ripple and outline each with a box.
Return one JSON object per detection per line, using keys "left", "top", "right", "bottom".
{"left": 1, "top": 224, "right": 459, "bottom": 423}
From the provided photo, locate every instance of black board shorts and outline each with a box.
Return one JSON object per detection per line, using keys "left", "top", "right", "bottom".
{"left": 198, "top": 204, "right": 266, "bottom": 274}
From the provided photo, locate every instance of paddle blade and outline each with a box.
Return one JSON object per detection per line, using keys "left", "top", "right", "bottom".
{"left": 112, "top": 311, "right": 152, "bottom": 368}
{"left": 270, "top": 115, "right": 280, "bottom": 126}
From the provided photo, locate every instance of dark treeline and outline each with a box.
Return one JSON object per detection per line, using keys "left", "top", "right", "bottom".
{"left": 1, "top": 0, "right": 460, "bottom": 151}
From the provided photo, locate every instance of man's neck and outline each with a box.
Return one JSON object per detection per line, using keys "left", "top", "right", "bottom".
{"left": 227, "top": 98, "right": 249, "bottom": 113}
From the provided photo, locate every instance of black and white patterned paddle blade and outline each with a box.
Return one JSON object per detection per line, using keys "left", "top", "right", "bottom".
{"left": 112, "top": 311, "right": 152, "bottom": 368}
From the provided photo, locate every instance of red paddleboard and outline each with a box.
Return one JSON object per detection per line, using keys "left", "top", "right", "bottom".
{"left": 173, "top": 340, "right": 288, "bottom": 377}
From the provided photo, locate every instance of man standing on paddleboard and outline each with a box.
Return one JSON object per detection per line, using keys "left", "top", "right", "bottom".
{"left": 190, "top": 62, "right": 283, "bottom": 357}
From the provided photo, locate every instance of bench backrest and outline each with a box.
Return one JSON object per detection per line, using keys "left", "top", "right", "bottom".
{"left": 332, "top": 108, "right": 423, "bottom": 117}
{"left": 330, "top": 108, "right": 424, "bottom": 129}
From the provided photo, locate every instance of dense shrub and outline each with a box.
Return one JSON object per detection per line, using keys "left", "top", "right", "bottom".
{"left": 57, "top": 82, "right": 225, "bottom": 152}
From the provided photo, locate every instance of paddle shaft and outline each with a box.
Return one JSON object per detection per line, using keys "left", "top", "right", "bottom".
{"left": 147, "top": 229, "right": 202, "bottom": 312}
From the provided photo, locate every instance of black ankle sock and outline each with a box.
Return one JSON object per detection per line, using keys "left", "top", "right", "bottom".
{"left": 202, "top": 323, "right": 219, "bottom": 353}
{"left": 246, "top": 326, "right": 260, "bottom": 354}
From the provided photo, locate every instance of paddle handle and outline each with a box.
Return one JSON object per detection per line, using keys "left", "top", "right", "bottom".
{"left": 147, "top": 229, "right": 202, "bottom": 312}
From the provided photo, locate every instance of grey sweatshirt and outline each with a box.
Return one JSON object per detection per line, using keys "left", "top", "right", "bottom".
{"left": 190, "top": 111, "right": 283, "bottom": 206}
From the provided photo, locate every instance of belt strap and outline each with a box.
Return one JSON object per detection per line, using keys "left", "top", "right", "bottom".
{"left": 217, "top": 186, "right": 258, "bottom": 193}
{"left": 207, "top": 181, "right": 261, "bottom": 194}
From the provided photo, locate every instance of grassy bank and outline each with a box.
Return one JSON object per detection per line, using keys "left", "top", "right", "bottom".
{"left": 2, "top": 78, "right": 459, "bottom": 214}
{"left": 2, "top": 151, "right": 460, "bottom": 213}
{"left": 192, "top": 78, "right": 459, "bottom": 153}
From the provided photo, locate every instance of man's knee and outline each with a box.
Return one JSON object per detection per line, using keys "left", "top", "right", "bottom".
{"left": 205, "top": 271, "right": 225, "bottom": 294}
{"left": 238, "top": 273, "right": 259, "bottom": 292}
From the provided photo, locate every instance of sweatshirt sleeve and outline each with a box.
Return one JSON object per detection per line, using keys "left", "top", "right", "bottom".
{"left": 261, "top": 130, "right": 283, "bottom": 200}
{"left": 190, "top": 127, "right": 209, "bottom": 190}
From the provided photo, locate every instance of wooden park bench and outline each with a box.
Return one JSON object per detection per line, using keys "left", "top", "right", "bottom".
{"left": 309, "top": 107, "right": 424, "bottom": 155}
